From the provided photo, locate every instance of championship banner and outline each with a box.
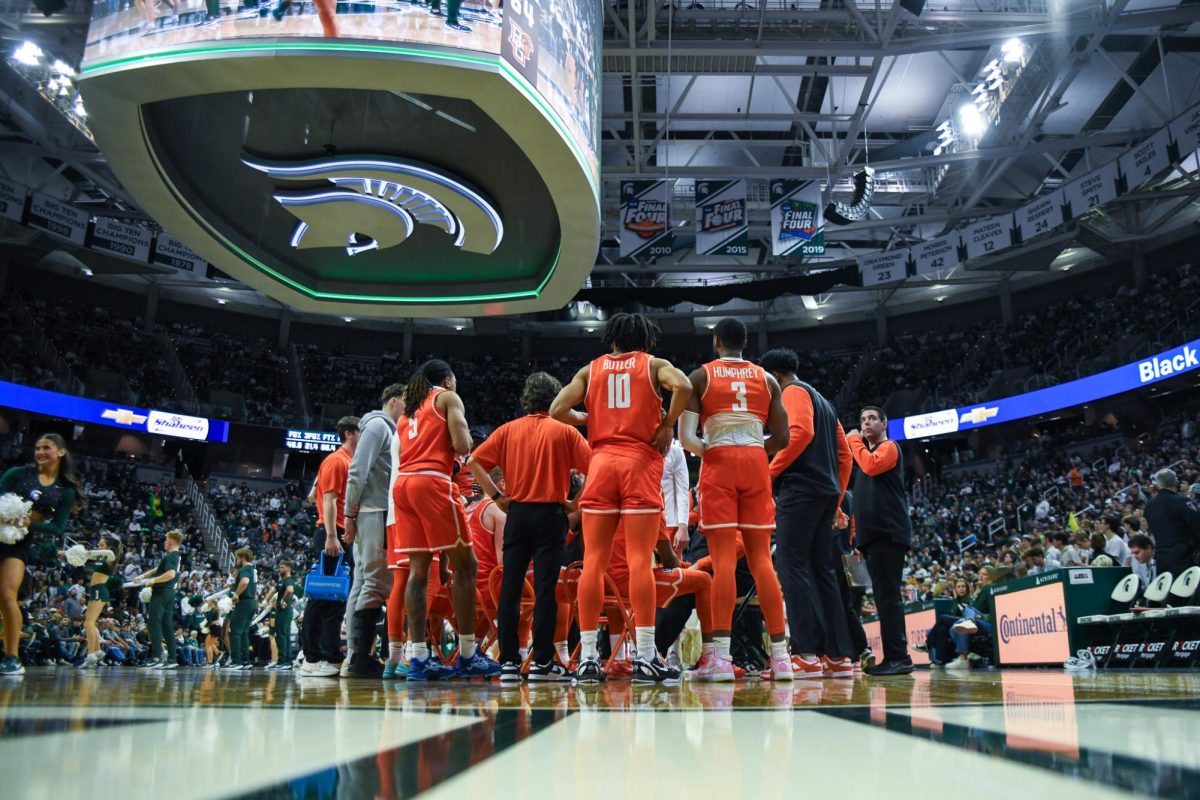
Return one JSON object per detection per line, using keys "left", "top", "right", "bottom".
{"left": 693, "top": 179, "right": 748, "bottom": 256}
{"left": 912, "top": 235, "right": 961, "bottom": 277}
{"left": 91, "top": 218, "right": 152, "bottom": 263}
{"left": 859, "top": 248, "right": 909, "bottom": 287}
{"left": 1118, "top": 127, "right": 1171, "bottom": 192}
{"left": 964, "top": 215, "right": 1013, "bottom": 261}
{"left": 152, "top": 233, "right": 206, "bottom": 272}
{"left": 0, "top": 176, "right": 27, "bottom": 223}
{"left": 1064, "top": 160, "right": 1119, "bottom": 221}
{"left": 27, "top": 193, "right": 88, "bottom": 246}
{"left": 1014, "top": 189, "right": 1065, "bottom": 244}
{"left": 619, "top": 180, "right": 672, "bottom": 261}
{"left": 769, "top": 180, "right": 824, "bottom": 257}
{"left": 1169, "top": 102, "right": 1200, "bottom": 161}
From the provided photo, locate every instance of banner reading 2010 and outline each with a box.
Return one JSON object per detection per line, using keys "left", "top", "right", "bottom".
{"left": 619, "top": 180, "right": 673, "bottom": 261}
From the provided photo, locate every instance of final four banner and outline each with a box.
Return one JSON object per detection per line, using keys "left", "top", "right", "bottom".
{"left": 619, "top": 180, "right": 673, "bottom": 261}
{"left": 769, "top": 180, "right": 825, "bottom": 257}
{"left": 694, "top": 180, "right": 749, "bottom": 256}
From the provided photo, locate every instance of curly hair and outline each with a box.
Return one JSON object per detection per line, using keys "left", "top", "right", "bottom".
{"left": 520, "top": 372, "right": 563, "bottom": 414}
{"left": 602, "top": 312, "right": 659, "bottom": 354}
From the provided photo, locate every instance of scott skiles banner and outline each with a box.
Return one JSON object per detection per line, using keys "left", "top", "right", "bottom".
{"left": 619, "top": 180, "right": 672, "bottom": 261}
{"left": 892, "top": 337, "right": 1200, "bottom": 441}
{"left": 694, "top": 179, "right": 748, "bottom": 256}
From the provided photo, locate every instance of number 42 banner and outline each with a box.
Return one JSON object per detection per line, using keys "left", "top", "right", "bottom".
{"left": 694, "top": 180, "right": 748, "bottom": 256}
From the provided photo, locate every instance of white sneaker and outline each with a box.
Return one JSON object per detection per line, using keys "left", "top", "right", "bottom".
{"left": 314, "top": 661, "right": 340, "bottom": 677}
{"left": 161, "top": 662, "right": 179, "bottom": 671}
{"left": 339, "top": 661, "right": 351, "bottom": 678}
{"left": 946, "top": 656, "right": 971, "bottom": 670}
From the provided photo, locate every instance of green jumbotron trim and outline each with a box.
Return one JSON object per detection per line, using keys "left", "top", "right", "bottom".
{"left": 81, "top": 40, "right": 601, "bottom": 205}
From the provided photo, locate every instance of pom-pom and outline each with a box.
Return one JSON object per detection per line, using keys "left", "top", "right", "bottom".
{"left": 0, "top": 493, "right": 31, "bottom": 545}
{"left": 66, "top": 544, "right": 89, "bottom": 567}
{"left": 217, "top": 597, "right": 234, "bottom": 615}
{"left": 181, "top": 598, "right": 194, "bottom": 616}
{"left": 139, "top": 587, "right": 153, "bottom": 604}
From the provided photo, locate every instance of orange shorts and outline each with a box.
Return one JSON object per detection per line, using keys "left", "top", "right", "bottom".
{"left": 579, "top": 448, "right": 664, "bottom": 515}
{"left": 698, "top": 446, "right": 775, "bottom": 531}
{"left": 392, "top": 473, "right": 471, "bottom": 558}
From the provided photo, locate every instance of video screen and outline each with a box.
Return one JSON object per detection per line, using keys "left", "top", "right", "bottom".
{"left": 82, "top": 0, "right": 599, "bottom": 182}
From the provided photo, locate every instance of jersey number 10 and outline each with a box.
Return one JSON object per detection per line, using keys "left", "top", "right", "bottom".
{"left": 607, "top": 372, "right": 631, "bottom": 409}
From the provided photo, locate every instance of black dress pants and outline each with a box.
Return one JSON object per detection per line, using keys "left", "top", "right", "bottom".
{"left": 863, "top": 540, "right": 909, "bottom": 663}
{"left": 303, "top": 528, "right": 351, "bottom": 664}
{"left": 497, "top": 502, "right": 567, "bottom": 664}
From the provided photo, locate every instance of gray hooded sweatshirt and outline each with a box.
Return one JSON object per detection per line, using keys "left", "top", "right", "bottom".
{"left": 343, "top": 409, "right": 397, "bottom": 514}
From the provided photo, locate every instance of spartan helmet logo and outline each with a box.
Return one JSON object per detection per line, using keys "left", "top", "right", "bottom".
{"left": 243, "top": 156, "right": 504, "bottom": 257}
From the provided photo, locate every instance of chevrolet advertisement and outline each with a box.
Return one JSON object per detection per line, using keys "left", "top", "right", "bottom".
{"left": 893, "top": 337, "right": 1200, "bottom": 441}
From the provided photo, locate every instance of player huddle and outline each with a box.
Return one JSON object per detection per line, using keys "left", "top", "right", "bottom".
{"left": 321, "top": 312, "right": 881, "bottom": 684}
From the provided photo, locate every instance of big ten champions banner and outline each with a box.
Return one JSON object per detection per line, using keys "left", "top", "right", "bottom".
{"left": 694, "top": 180, "right": 748, "bottom": 256}
{"left": 769, "top": 180, "right": 824, "bottom": 257}
{"left": 619, "top": 180, "right": 673, "bottom": 261}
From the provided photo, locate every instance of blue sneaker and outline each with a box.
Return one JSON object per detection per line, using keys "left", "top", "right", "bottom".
{"left": 382, "top": 659, "right": 410, "bottom": 679}
{"left": 406, "top": 656, "right": 456, "bottom": 681}
{"left": 456, "top": 650, "right": 503, "bottom": 678}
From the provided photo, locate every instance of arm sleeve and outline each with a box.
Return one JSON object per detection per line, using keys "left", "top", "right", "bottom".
{"left": 847, "top": 435, "right": 900, "bottom": 477}
{"left": 769, "top": 387, "right": 814, "bottom": 480}
{"left": 28, "top": 488, "right": 75, "bottom": 537}
{"left": 667, "top": 447, "right": 689, "bottom": 527}
{"left": 343, "top": 421, "right": 386, "bottom": 513}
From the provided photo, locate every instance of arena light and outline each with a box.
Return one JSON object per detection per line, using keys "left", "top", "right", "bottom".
{"left": 52, "top": 59, "right": 75, "bottom": 76}
{"left": 13, "top": 41, "right": 42, "bottom": 66}
{"left": 957, "top": 104, "right": 987, "bottom": 137}
{"left": 1002, "top": 38, "right": 1025, "bottom": 63}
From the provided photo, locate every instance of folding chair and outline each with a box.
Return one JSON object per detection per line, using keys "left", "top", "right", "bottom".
{"left": 1156, "top": 566, "right": 1200, "bottom": 668}
{"left": 485, "top": 565, "right": 537, "bottom": 670}
{"left": 430, "top": 583, "right": 498, "bottom": 664}
{"left": 1104, "top": 572, "right": 1173, "bottom": 668}
{"left": 1077, "top": 573, "right": 1139, "bottom": 666}
{"left": 730, "top": 586, "right": 769, "bottom": 671}
{"left": 562, "top": 561, "right": 635, "bottom": 673}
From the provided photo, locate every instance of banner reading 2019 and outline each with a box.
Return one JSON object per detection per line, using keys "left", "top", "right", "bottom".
{"left": 619, "top": 180, "right": 673, "bottom": 261}
{"left": 769, "top": 180, "right": 824, "bottom": 257}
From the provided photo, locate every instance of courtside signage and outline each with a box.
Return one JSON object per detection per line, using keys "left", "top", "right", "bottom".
{"left": 995, "top": 581, "right": 1070, "bottom": 665}
{"left": 891, "top": 336, "right": 1200, "bottom": 440}
{"left": 0, "top": 380, "right": 229, "bottom": 443}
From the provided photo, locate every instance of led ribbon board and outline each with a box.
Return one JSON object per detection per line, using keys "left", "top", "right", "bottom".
{"left": 0, "top": 380, "right": 230, "bottom": 443}
{"left": 892, "top": 337, "right": 1200, "bottom": 441}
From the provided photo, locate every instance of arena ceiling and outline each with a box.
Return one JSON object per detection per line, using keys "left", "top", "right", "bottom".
{"left": 2, "top": 0, "right": 1200, "bottom": 335}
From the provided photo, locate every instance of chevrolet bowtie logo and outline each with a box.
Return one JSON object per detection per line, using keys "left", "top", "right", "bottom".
{"left": 102, "top": 408, "right": 148, "bottom": 426}
{"left": 243, "top": 156, "right": 504, "bottom": 257}
{"left": 960, "top": 407, "right": 999, "bottom": 424}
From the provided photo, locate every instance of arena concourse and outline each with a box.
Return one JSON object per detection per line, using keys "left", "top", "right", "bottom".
{"left": 2, "top": 1, "right": 1200, "bottom": 798}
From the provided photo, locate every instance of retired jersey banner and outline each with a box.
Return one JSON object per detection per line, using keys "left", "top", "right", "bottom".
{"left": 1014, "top": 189, "right": 1065, "bottom": 244}
{"left": 859, "top": 249, "right": 909, "bottom": 287}
{"left": 964, "top": 215, "right": 1013, "bottom": 261}
{"left": 694, "top": 180, "right": 748, "bottom": 256}
{"left": 769, "top": 180, "right": 824, "bottom": 257}
{"left": 1064, "top": 160, "right": 1119, "bottom": 221}
{"left": 1118, "top": 127, "right": 1171, "bottom": 192}
{"left": 619, "top": 180, "right": 672, "bottom": 261}
{"left": 912, "top": 235, "right": 961, "bottom": 277}
{"left": 1169, "top": 102, "right": 1200, "bottom": 161}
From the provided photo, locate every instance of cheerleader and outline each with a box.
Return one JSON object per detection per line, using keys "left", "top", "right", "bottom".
{"left": 0, "top": 433, "right": 85, "bottom": 676}
{"left": 76, "top": 534, "right": 124, "bottom": 668}
{"left": 203, "top": 598, "right": 223, "bottom": 667}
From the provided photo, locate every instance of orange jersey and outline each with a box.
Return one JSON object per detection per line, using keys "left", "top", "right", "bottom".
{"left": 315, "top": 446, "right": 353, "bottom": 530}
{"left": 700, "top": 358, "right": 771, "bottom": 426}
{"left": 397, "top": 387, "right": 457, "bottom": 475}
{"left": 468, "top": 499, "right": 499, "bottom": 583}
{"left": 585, "top": 351, "right": 662, "bottom": 455}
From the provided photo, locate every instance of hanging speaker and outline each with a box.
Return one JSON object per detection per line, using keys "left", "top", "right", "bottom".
{"left": 899, "top": 0, "right": 926, "bottom": 16}
{"left": 824, "top": 166, "right": 875, "bottom": 226}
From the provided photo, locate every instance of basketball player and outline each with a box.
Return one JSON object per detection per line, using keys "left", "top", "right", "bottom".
{"left": 678, "top": 318, "right": 793, "bottom": 681}
{"left": 550, "top": 313, "right": 693, "bottom": 683}
{"left": 394, "top": 359, "right": 501, "bottom": 680}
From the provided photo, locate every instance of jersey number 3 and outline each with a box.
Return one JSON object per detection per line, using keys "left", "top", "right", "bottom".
{"left": 607, "top": 372, "right": 631, "bottom": 409}
{"left": 731, "top": 381, "right": 748, "bottom": 412}
{"left": 407, "top": 418, "right": 419, "bottom": 439}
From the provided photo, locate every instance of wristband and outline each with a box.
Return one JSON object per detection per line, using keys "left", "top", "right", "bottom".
{"left": 490, "top": 491, "right": 504, "bottom": 502}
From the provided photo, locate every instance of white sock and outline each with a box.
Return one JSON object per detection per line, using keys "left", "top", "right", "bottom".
{"left": 702, "top": 642, "right": 716, "bottom": 656}
{"left": 609, "top": 633, "right": 622, "bottom": 654}
{"left": 715, "top": 636, "right": 731, "bottom": 659}
{"left": 459, "top": 634, "right": 477, "bottom": 659}
{"left": 770, "top": 641, "right": 788, "bottom": 658}
{"left": 554, "top": 640, "right": 569, "bottom": 664}
{"left": 636, "top": 627, "right": 656, "bottom": 661}
{"left": 519, "top": 646, "right": 529, "bottom": 661}
{"left": 580, "top": 630, "right": 599, "bottom": 661}
{"left": 407, "top": 641, "right": 429, "bottom": 661}
{"left": 388, "top": 642, "right": 404, "bottom": 665}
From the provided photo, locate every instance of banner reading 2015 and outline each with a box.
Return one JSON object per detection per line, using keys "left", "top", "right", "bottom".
{"left": 694, "top": 180, "right": 748, "bottom": 256}
{"left": 619, "top": 180, "right": 673, "bottom": 261}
